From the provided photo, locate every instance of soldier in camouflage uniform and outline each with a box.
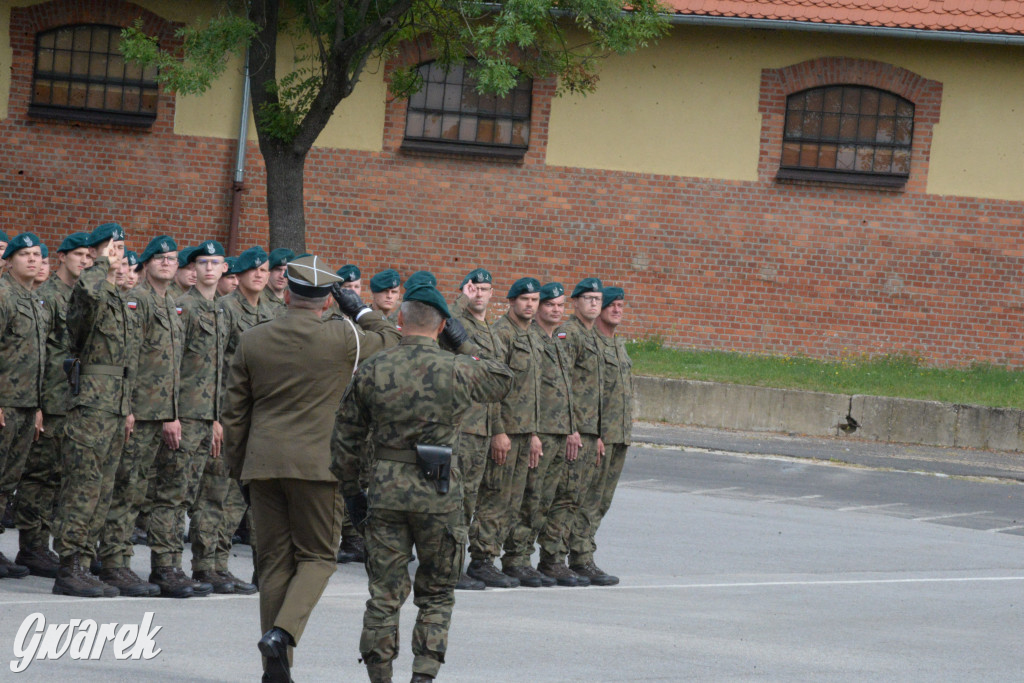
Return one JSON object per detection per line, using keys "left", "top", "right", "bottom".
{"left": 0, "top": 233, "right": 48, "bottom": 580}
{"left": 572, "top": 286, "right": 633, "bottom": 583}
{"left": 332, "top": 284, "right": 513, "bottom": 683}
{"left": 217, "top": 257, "right": 240, "bottom": 297}
{"left": 32, "top": 245, "right": 50, "bottom": 288}
{"left": 52, "top": 223, "right": 136, "bottom": 598}
{"left": 13, "top": 233, "right": 92, "bottom": 578}
{"left": 465, "top": 277, "right": 544, "bottom": 589}
{"left": 265, "top": 248, "right": 294, "bottom": 317}
{"left": 369, "top": 269, "right": 401, "bottom": 324}
{"left": 167, "top": 246, "right": 198, "bottom": 300}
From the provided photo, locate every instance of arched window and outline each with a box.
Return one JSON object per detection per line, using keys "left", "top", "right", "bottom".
{"left": 780, "top": 85, "right": 914, "bottom": 186}
{"left": 403, "top": 60, "right": 532, "bottom": 158}
{"left": 31, "top": 24, "right": 159, "bottom": 126}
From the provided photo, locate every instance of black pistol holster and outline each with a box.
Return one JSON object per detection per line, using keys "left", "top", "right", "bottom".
{"left": 63, "top": 358, "right": 81, "bottom": 396}
{"left": 415, "top": 444, "right": 452, "bottom": 495}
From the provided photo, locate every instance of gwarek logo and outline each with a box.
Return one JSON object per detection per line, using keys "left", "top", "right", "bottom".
{"left": 11, "top": 612, "right": 162, "bottom": 673}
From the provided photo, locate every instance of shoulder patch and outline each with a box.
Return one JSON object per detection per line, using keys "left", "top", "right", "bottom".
{"left": 175, "top": 307, "right": 183, "bottom": 315}
{"left": 556, "top": 332, "right": 567, "bottom": 339}
{"left": 127, "top": 301, "right": 137, "bottom": 310}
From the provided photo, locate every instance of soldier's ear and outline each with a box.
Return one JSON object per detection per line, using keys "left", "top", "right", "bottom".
{"left": 397, "top": 310, "right": 405, "bottom": 328}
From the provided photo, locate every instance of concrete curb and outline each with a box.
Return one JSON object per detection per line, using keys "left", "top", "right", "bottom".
{"left": 634, "top": 376, "right": 1024, "bottom": 452}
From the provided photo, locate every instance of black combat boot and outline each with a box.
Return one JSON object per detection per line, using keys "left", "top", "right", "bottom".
{"left": 537, "top": 560, "right": 582, "bottom": 587}
{"left": 149, "top": 566, "right": 195, "bottom": 598}
{"left": 15, "top": 547, "right": 59, "bottom": 578}
{"left": 502, "top": 564, "right": 551, "bottom": 588}
{"left": 455, "top": 572, "right": 485, "bottom": 590}
{"left": 218, "top": 569, "right": 258, "bottom": 595}
{"left": 337, "top": 534, "right": 366, "bottom": 563}
{"left": 410, "top": 674, "right": 434, "bottom": 682}
{"left": 193, "top": 569, "right": 234, "bottom": 594}
{"left": 98, "top": 566, "right": 159, "bottom": 597}
{"left": 570, "top": 559, "right": 619, "bottom": 586}
{"left": 52, "top": 554, "right": 106, "bottom": 597}
{"left": 466, "top": 559, "right": 520, "bottom": 588}
{"left": 0, "top": 551, "right": 30, "bottom": 579}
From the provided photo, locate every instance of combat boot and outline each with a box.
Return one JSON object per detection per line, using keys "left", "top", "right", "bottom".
{"left": 502, "top": 564, "right": 551, "bottom": 588}
{"left": 99, "top": 567, "right": 159, "bottom": 597}
{"left": 194, "top": 569, "right": 234, "bottom": 594}
{"left": 570, "top": 560, "right": 619, "bottom": 586}
{"left": 411, "top": 674, "right": 434, "bottom": 682}
{"left": 0, "top": 551, "right": 30, "bottom": 579}
{"left": 455, "top": 572, "right": 485, "bottom": 590}
{"left": 52, "top": 554, "right": 105, "bottom": 597}
{"left": 537, "top": 560, "right": 582, "bottom": 587}
{"left": 218, "top": 569, "right": 258, "bottom": 595}
{"left": 185, "top": 569, "right": 214, "bottom": 596}
{"left": 149, "top": 566, "right": 195, "bottom": 598}
{"left": 337, "top": 534, "right": 366, "bottom": 563}
{"left": 365, "top": 661, "right": 393, "bottom": 683}
{"left": 466, "top": 559, "right": 519, "bottom": 588}
{"left": 15, "top": 547, "right": 59, "bottom": 578}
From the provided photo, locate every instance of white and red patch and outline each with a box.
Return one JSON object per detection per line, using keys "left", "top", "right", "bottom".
{"left": 175, "top": 307, "right": 183, "bottom": 315}
{"left": 127, "top": 301, "right": 137, "bottom": 310}
{"left": 556, "top": 332, "right": 567, "bottom": 339}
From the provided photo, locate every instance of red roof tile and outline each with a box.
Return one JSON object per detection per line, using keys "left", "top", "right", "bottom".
{"left": 663, "top": 0, "right": 1024, "bottom": 35}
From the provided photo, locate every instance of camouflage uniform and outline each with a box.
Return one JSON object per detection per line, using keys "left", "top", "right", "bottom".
{"left": 0, "top": 278, "right": 48, "bottom": 531}
{"left": 502, "top": 322, "right": 575, "bottom": 569}
{"left": 265, "top": 288, "right": 287, "bottom": 318}
{"left": 53, "top": 256, "right": 136, "bottom": 563}
{"left": 98, "top": 279, "right": 182, "bottom": 569}
{"left": 331, "top": 336, "right": 513, "bottom": 681}
{"left": 572, "top": 330, "right": 633, "bottom": 565}
{"left": 467, "top": 313, "right": 541, "bottom": 563}
{"left": 15, "top": 276, "right": 72, "bottom": 552}
{"left": 150, "top": 289, "right": 228, "bottom": 570}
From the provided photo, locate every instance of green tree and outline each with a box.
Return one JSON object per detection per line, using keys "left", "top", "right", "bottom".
{"left": 122, "top": 0, "right": 668, "bottom": 251}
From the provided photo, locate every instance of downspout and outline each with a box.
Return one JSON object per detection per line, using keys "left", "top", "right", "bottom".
{"left": 227, "top": 49, "right": 251, "bottom": 257}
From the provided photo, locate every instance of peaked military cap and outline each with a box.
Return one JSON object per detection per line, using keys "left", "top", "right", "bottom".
{"left": 125, "top": 250, "right": 140, "bottom": 269}
{"left": 571, "top": 277, "right": 603, "bottom": 299}
{"left": 190, "top": 240, "right": 225, "bottom": 263}
{"left": 601, "top": 286, "right": 625, "bottom": 309}
{"left": 87, "top": 222, "right": 126, "bottom": 246}
{"left": 58, "top": 232, "right": 92, "bottom": 253}
{"left": 404, "top": 283, "right": 450, "bottom": 318}
{"left": 507, "top": 277, "right": 541, "bottom": 299}
{"left": 235, "top": 247, "right": 268, "bottom": 273}
{"left": 269, "top": 248, "right": 295, "bottom": 269}
{"left": 139, "top": 235, "right": 178, "bottom": 264}
{"left": 176, "top": 246, "right": 199, "bottom": 267}
{"left": 40, "top": 244, "right": 49, "bottom": 259}
{"left": 404, "top": 270, "right": 437, "bottom": 289}
{"left": 225, "top": 257, "right": 241, "bottom": 274}
{"left": 336, "top": 264, "right": 360, "bottom": 282}
{"left": 287, "top": 254, "right": 342, "bottom": 297}
{"left": 370, "top": 268, "right": 401, "bottom": 293}
{"left": 2, "top": 232, "right": 43, "bottom": 260}
{"left": 460, "top": 268, "right": 493, "bottom": 288}
{"left": 539, "top": 282, "right": 565, "bottom": 302}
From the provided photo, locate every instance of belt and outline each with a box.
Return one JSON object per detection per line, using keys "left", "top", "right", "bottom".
{"left": 81, "top": 364, "right": 127, "bottom": 378}
{"left": 375, "top": 447, "right": 418, "bottom": 464}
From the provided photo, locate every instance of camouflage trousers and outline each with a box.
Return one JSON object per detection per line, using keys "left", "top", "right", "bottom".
{"left": 362, "top": 507, "right": 465, "bottom": 680}
{"left": 190, "top": 455, "right": 248, "bottom": 572}
{"left": 340, "top": 441, "right": 373, "bottom": 539}
{"left": 539, "top": 433, "right": 596, "bottom": 565}
{"left": 149, "top": 419, "right": 211, "bottom": 568}
{"left": 453, "top": 431, "right": 489, "bottom": 528}
{"left": 502, "top": 433, "right": 567, "bottom": 569}
{"left": 98, "top": 419, "right": 162, "bottom": 568}
{"left": 0, "top": 407, "right": 38, "bottom": 522}
{"left": 52, "top": 406, "right": 125, "bottom": 561}
{"left": 467, "top": 433, "right": 532, "bottom": 562}
{"left": 14, "top": 413, "right": 65, "bottom": 549}
{"left": 569, "top": 442, "right": 628, "bottom": 565}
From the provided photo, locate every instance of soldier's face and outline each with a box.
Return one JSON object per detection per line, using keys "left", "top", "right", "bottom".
{"left": 218, "top": 273, "right": 239, "bottom": 296}
{"left": 341, "top": 279, "right": 362, "bottom": 296}
{"left": 537, "top": 295, "right": 565, "bottom": 327}
{"left": 114, "top": 259, "right": 130, "bottom": 287}
{"left": 372, "top": 286, "right": 400, "bottom": 314}
{"left": 34, "top": 257, "right": 50, "bottom": 284}
{"left": 510, "top": 293, "right": 539, "bottom": 321}
{"left": 467, "top": 283, "right": 493, "bottom": 315}
{"left": 124, "top": 268, "right": 140, "bottom": 289}
{"left": 573, "top": 292, "right": 602, "bottom": 323}
{"left": 269, "top": 265, "right": 288, "bottom": 292}
{"left": 239, "top": 263, "right": 269, "bottom": 294}
{"left": 175, "top": 262, "right": 196, "bottom": 287}
{"left": 599, "top": 300, "right": 625, "bottom": 328}
{"left": 146, "top": 252, "right": 179, "bottom": 284}
{"left": 62, "top": 247, "right": 92, "bottom": 277}
{"left": 9, "top": 247, "right": 41, "bottom": 281}
{"left": 194, "top": 256, "right": 226, "bottom": 288}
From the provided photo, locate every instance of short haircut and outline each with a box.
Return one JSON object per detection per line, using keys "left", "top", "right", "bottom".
{"left": 287, "top": 291, "right": 329, "bottom": 310}
{"left": 400, "top": 300, "right": 444, "bottom": 330}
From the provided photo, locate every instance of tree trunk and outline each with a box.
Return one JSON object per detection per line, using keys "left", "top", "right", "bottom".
{"left": 261, "top": 144, "right": 308, "bottom": 252}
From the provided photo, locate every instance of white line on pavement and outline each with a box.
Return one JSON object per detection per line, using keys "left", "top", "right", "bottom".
{"left": 596, "top": 576, "right": 1024, "bottom": 591}
{"left": 986, "top": 525, "right": 1024, "bottom": 533}
{"left": 689, "top": 486, "right": 742, "bottom": 495}
{"left": 913, "top": 511, "right": 992, "bottom": 522}
{"left": 762, "top": 495, "right": 823, "bottom": 504}
{"left": 836, "top": 503, "right": 907, "bottom": 512}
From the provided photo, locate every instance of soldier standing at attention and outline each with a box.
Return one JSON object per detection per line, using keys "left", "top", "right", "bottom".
{"left": 168, "top": 246, "right": 198, "bottom": 299}
{"left": 224, "top": 255, "right": 400, "bottom": 683}
{"left": 265, "top": 248, "right": 294, "bottom": 317}
{"left": 369, "top": 269, "right": 401, "bottom": 324}
{"left": 51, "top": 223, "right": 135, "bottom": 598}
{"left": 32, "top": 245, "right": 50, "bottom": 288}
{"left": 121, "top": 251, "right": 140, "bottom": 291}
{"left": 217, "top": 257, "right": 240, "bottom": 297}
{"left": 0, "top": 233, "right": 47, "bottom": 580}
{"left": 465, "top": 277, "right": 543, "bottom": 589}
{"left": 13, "top": 233, "right": 93, "bottom": 579}
{"left": 332, "top": 282, "right": 513, "bottom": 683}
{"left": 336, "top": 264, "right": 362, "bottom": 295}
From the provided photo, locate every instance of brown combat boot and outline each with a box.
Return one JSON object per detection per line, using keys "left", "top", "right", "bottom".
{"left": 537, "top": 560, "right": 583, "bottom": 587}
{"left": 52, "top": 554, "right": 106, "bottom": 597}
{"left": 194, "top": 569, "right": 234, "bottom": 594}
{"left": 570, "top": 559, "right": 619, "bottom": 586}
{"left": 0, "top": 550, "right": 30, "bottom": 579}
{"left": 99, "top": 566, "right": 159, "bottom": 597}
{"left": 15, "top": 547, "right": 59, "bottom": 578}
{"left": 149, "top": 566, "right": 195, "bottom": 598}
{"left": 217, "top": 569, "right": 258, "bottom": 595}
{"left": 466, "top": 559, "right": 520, "bottom": 588}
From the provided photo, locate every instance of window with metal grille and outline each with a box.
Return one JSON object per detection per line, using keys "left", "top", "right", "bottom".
{"left": 30, "top": 24, "right": 159, "bottom": 126}
{"left": 403, "top": 60, "right": 532, "bottom": 158}
{"left": 779, "top": 86, "right": 914, "bottom": 187}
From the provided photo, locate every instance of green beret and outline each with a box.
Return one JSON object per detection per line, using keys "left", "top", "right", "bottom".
{"left": 0, "top": 230, "right": 8, "bottom": 242}
{"left": 139, "top": 235, "right": 178, "bottom": 264}
{"left": 287, "top": 254, "right": 342, "bottom": 297}
{"left": 336, "top": 264, "right": 360, "bottom": 282}
{"left": 539, "top": 282, "right": 565, "bottom": 302}
{"left": 404, "top": 271, "right": 437, "bottom": 289}
{"left": 571, "top": 277, "right": 603, "bottom": 298}
{"left": 602, "top": 286, "right": 624, "bottom": 309}
{"left": 87, "top": 222, "right": 126, "bottom": 246}
{"left": 225, "top": 257, "right": 241, "bottom": 275}
{"left": 460, "top": 268, "right": 493, "bottom": 288}
{"left": 235, "top": 247, "right": 268, "bottom": 272}
{"left": 370, "top": 269, "right": 401, "bottom": 293}
{"left": 2, "top": 232, "right": 43, "bottom": 260}
{"left": 507, "top": 277, "right": 541, "bottom": 299}
{"left": 190, "top": 240, "right": 225, "bottom": 262}
{"left": 176, "top": 246, "right": 200, "bottom": 267}
{"left": 58, "top": 232, "right": 92, "bottom": 253}
{"left": 269, "top": 248, "right": 295, "bottom": 269}
{"left": 125, "top": 250, "right": 140, "bottom": 269}
{"left": 403, "top": 283, "right": 451, "bottom": 318}
{"left": 40, "top": 244, "right": 49, "bottom": 259}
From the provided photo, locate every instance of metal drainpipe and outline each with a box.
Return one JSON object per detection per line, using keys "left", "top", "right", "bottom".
{"left": 227, "top": 49, "right": 251, "bottom": 257}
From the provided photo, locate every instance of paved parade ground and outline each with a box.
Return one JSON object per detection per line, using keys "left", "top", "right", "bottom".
{"left": 1, "top": 426, "right": 1023, "bottom": 681}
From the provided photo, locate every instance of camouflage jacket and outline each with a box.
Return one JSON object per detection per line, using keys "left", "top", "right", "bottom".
{"left": 177, "top": 288, "right": 230, "bottom": 421}
{"left": 490, "top": 313, "right": 542, "bottom": 436}
{"left": 558, "top": 315, "right": 603, "bottom": 437}
{"left": 36, "top": 276, "right": 74, "bottom": 415}
{"left": 265, "top": 289, "right": 287, "bottom": 319}
{"left": 596, "top": 331, "right": 634, "bottom": 445}
{"left": 531, "top": 323, "right": 575, "bottom": 436}
{"left": 65, "top": 257, "right": 136, "bottom": 416}
{"left": 451, "top": 307, "right": 504, "bottom": 436}
{"left": 331, "top": 335, "right": 513, "bottom": 513}
{"left": 0, "top": 277, "right": 48, "bottom": 409}
{"left": 222, "top": 290, "right": 276, "bottom": 388}
{"left": 127, "top": 280, "right": 183, "bottom": 421}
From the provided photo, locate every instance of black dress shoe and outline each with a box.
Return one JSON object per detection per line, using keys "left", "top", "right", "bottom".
{"left": 258, "top": 627, "right": 294, "bottom": 683}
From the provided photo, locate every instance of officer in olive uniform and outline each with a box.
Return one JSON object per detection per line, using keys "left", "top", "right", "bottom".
{"left": 52, "top": 222, "right": 136, "bottom": 598}
{"left": 332, "top": 282, "right": 513, "bottom": 683}
{"left": 0, "top": 233, "right": 48, "bottom": 580}
{"left": 224, "top": 255, "right": 400, "bottom": 683}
